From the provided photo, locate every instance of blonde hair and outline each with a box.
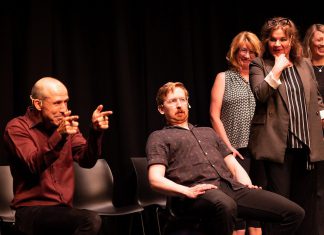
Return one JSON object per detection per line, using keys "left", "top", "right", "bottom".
{"left": 226, "top": 31, "right": 262, "bottom": 71}
{"left": 156, "top": 82, "right": 189, "bottom": 106}
{"left": 303, "top": 24, "right": 324, "bottom": 59}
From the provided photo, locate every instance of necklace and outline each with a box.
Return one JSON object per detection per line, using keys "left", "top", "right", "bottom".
{"left": 241, "top": 77, "right": 249, "bottom": 84}
{"left": 240, "top": 75, "right": 250, "bottom": 85}
{"left": 240, "top": 73, "right": 249, "bottom": 84}
{"left": 315, "top": 65, "right": 324, "bottom": 73}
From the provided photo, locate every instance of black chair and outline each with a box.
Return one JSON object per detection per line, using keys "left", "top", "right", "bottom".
{"left": 0, "top": 165, "right": 16, "bottom": 235}
{"left": 165, "top": 198, "right": 205, "bottom": 235}
{"left": 131, "top": 157, "right": 167, "bottom": 235}
{"left": 131, "top": 158, "right": 208, "bottom": 235}
{"left": 73, "top": 159, "right": 145, "bottom": 235}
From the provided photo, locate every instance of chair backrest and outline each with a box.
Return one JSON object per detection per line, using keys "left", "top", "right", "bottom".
{"left": 131, "top": 157, "right": 167, "bottom": 208}
{"left": 0, "top": 165, "right": 15, "bottom": 222}
{"left": 73, "top": 159, "right": 114, "bottom": 210}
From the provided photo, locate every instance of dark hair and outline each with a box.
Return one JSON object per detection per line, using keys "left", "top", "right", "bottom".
{"left": 260, "top": 16, "right": 303, "bottom": 63}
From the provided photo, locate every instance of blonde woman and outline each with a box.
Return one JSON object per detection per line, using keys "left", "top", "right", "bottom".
{"left": 303, "top": 23, "right": 324, "bottom": 235}
{"left": 210, "top": 31, "right": 262, "bottom": 235}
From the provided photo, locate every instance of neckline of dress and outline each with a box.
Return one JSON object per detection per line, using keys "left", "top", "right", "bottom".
{"left": 239, "top": 73, "right": 249, "bottom": 84}
{"left": 314, "top": 65, "right": 324, "bottom": 73}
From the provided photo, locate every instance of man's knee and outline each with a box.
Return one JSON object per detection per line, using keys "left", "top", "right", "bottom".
{"left": 288, "top": 203, "right": 305, "bottom": 226}
{"left": 88, "top": 211, "right": 102, "bottom": 233}
{"left": 79, "top": 210, "right": 102, "bottom": 234}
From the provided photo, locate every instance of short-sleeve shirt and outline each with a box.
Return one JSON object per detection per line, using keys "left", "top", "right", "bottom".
{"left": 146, "top": 123, "right": 245, "bottom": 190}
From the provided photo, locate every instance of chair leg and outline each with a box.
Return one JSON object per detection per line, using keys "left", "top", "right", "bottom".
{"left": 155, "top": 207, "right": 162, "bottom": 235}
{"left": 128, "top": 213, "right": 146, "bottom": 235}
{"left": 139, "top": 212, "right": 146, "bottom": 235}
{"left": 128, "top": 215, "right": 133, "bottom": 235}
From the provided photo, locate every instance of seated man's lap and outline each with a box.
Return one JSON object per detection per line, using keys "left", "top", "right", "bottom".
{"left": 15, "top": 205, "right": 101, "bottom": 235}
{"left": 171, "top": 188, "right": 237, "bottom": 218}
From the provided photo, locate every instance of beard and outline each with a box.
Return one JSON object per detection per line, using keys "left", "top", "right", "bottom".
{"left": 167, "top": 110, "right": 188, "bottom": 125}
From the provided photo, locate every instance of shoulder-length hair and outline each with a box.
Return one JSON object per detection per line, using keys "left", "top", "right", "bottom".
{"left": 226, "top": 31, "right": 262, "bottom": 71}
{"left": 303, "top": 24, "right": 324, "bottom": 59}
{"left": 260, "top": 16, "right": 303, "bottom": 63}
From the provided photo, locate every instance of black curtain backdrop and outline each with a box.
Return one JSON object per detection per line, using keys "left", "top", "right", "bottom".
{"left": 0, "top": 0, "right": 322, "bottom": 233}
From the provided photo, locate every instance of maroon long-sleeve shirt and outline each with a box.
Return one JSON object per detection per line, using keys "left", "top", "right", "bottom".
{"left": 3, "top": 107, "right": 104, "bottom": 209}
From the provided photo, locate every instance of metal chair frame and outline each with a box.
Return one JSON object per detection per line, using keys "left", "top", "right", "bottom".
{"left": 131, "top": 157, "right": 167, "bottom": 235}
{"left": 0, "top": 165, "right": 16, "bottom": 235}
{"left": 73, "top": 159, "right": 145, "bottom": 235}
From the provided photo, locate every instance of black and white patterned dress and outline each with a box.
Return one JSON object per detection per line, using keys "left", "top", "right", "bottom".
{"left": 220, "top": 70, "right": 255, "bottom": 149}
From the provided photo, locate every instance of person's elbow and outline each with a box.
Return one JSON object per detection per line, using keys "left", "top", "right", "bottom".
{"left": 148, "top": 165, "right": 165, "bottom": 191}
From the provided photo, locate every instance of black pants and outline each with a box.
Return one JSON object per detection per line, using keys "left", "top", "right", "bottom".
{"left": 315, "top": 161, "right": 324, "bottom": 235}
{"left": 170, "top": 181, "right": 304, "bottom": 235}
{"left": 236, "top": 148, "right": 260, "bottom": 230}
{"left": 263, "top": 148, "right": 317, "bottom": 235}
{"left": 15, "top": 205, "right": 102, "bottom": 235}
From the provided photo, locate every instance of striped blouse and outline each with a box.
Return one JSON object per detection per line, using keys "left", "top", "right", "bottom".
{"left": 281, "top": 66, "right": 310, "bottom": 149}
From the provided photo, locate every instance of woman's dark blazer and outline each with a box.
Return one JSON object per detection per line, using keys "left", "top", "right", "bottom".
{"left": 248, "top": 57, "right": 324, "bottom": 163}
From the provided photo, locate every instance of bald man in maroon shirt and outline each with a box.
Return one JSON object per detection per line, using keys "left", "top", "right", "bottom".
{"left": 4, "top": 77, "right": 112, "bottom": 235}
